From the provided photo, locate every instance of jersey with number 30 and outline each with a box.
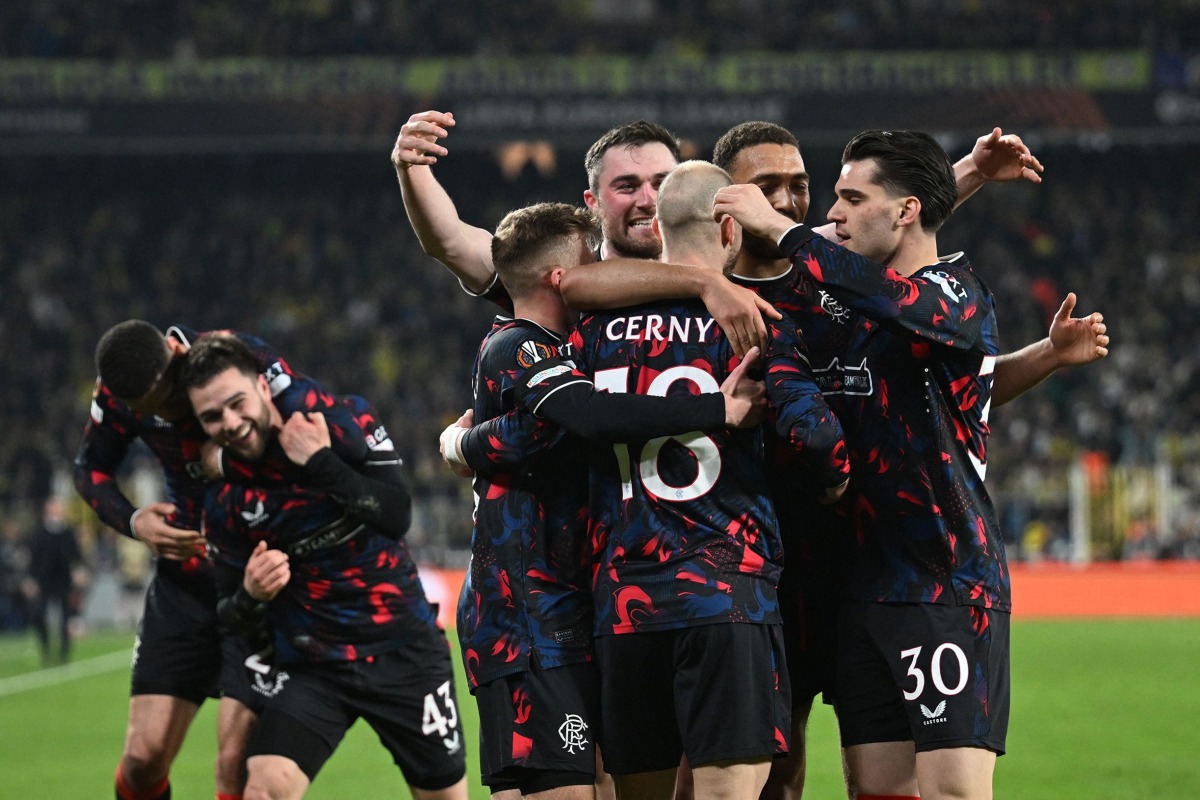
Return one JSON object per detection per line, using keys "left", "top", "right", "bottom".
{"left": 780, "top": 225, "right": 1008, "bottom": 611}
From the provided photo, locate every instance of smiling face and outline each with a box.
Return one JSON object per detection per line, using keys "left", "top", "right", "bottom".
{"left": 188, "top": 366, "right": 279, "bottom": 461}
{"left": 826, "top": 158, "right": 908, "bottom": 265}
{"left": 583, "top": 141, "right": 678, "bottom": 259}
{"left": 725, "top": 142, "right": 810, "bottom": 260}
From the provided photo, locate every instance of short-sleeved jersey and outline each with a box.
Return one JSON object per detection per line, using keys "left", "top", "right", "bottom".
{"left": 779, "top": 226, "right": 1008, "bottom": 610}
{"left": 458, "top": 317, "right": 593, "bottom": 690}
{"left": 73, "top": 326, "right": 305, "bottom": 599}
{"left": 204, "top": 394, "right": 439, "bottom": 665}
{"left": 522, "top": 299, "right": 845, "bottom": 636}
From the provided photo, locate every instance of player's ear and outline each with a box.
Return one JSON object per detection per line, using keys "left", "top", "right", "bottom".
{"left": 548, "top": 267, "right": 566, "bottom": 292}
{"left": 651, "top": 216, "right": 661, "bottom": 241}
{"left": 898, "top": 196, "right": 921, "bottom": 229}
{"left": 719, "top": 214, "right": 737, "bottom": 248}
{"left": 583, "top": 189, "right": 599, "bottom": 211}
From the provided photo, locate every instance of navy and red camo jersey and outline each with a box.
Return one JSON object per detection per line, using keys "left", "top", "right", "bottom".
{"left": 457, "top": 317, "right": 592, "bottom": 691}
{"left": 778, "top": 225, "right": 1009, "bottom": 610}
{"left": 204, "top": 394, "right": 439, "bottom": 665}
{"left": 519, "top": 299, "right": 846, "bottom": 637}
{"left": 73, "top": 326, "right": 311, "bottom": 599}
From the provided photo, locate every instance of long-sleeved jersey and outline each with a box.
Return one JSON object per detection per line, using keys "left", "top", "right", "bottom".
{"left": 455, "top": 318, "right": 592, "bottom": 689}
{"left": 205, "top": 394, "right": 438, "bottom": 665}
{"left": 521, "top": 299, "right": 845, "bottom": 637}
{"left": 778, "top": 224, "right": 1008, "bottom": 610}
{"left": 73, "top": 326, "right": 305, "bottom": 600}
{"left": 455, "top": 316, "right": 730, "bottom": 689}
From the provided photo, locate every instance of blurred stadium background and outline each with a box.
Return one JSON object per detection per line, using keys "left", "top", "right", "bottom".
{"left": 1, "top": 2, "right": 1200, "bottom": 795}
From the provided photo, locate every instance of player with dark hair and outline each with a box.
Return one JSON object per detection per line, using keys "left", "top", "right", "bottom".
{"left": 391, "top": 110, "right": 775, "bottom": 355}
{"left": 438, "top": 201, "right": 766, "bottom": 799}
{"left": 183, "top": 333, "right": 467, "bottom": 800}
{"left": 76, "top": 319, "right": 320, "bottom": 800}
{"left": 713, "top": 129, "right": 1011, "bottom": 800}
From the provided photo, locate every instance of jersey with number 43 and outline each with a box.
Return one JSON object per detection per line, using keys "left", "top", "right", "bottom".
{"left": 530, "top": 299, "right": 847, "bottom": 636}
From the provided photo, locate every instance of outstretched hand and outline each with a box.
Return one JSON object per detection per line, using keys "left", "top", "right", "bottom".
{"left": 971, "top": 127, "right": 1044, "bottom": 185}
{"left": 391, "top": 109, "right": 455, "bottom": 171}
{"left": 1049, "top": 292, "right": 1109, "bottom": 366}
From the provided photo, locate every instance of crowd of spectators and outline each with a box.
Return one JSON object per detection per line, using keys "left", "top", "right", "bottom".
{"left": 3, "top": 0, "right": 1198, "bottom": 59}
{"left": 1, "top": 138, "right": 1198, "bottom": 576}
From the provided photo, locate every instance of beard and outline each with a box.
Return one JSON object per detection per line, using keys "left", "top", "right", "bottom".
{"left": 740, "top": 231, "right": 785, "bottom": 260}
{"left": 603, "top": 223, "right": 662, "bottom": 260}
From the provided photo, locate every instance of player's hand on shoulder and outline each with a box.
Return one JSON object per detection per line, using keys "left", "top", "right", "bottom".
{"left": 699, "top": 274, "right": 780, "bottom": 358}
{"left": 244, "top": 540, "right": 290, "bottom": 602}
{"left": 199, "top": 440, "right": 223, "bottom": 480}
{"left": 721, "top": 346, "right": 767, "bottom": 429}
{"left": 131, "top": 502, "right": 206, "bottom": 560}
{"left": 391, "top": 109, "right": 455, "bottom": 171}
{"left": 279, "top": 411, "right": 331, "bottom": 467}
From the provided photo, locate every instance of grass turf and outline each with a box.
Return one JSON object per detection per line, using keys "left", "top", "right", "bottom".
{"left": 1, "top": 619, "right": 1197, "bottom": 798}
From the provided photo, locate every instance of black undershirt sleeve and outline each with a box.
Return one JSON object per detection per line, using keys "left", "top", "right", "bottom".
{"left": 215, "top": 561, "right": 269, "bottom": 638}
{"left": 528, "top": 382, "right": 726, "bottom": 441}
{"left": 301, "top": 448, "right": 412, "bottom": 539}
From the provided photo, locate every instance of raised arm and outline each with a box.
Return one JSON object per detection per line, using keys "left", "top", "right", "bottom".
{"left": 391, "top": 109, "right": 498, "bottom": 294}
{"left": 952, "top": 127, "right": 1044, "bottom": 207}
{"left": 993, "top": 292, "right": 1109, "bottom": 405}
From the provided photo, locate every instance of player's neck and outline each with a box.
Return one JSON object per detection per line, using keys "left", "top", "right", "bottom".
{"left": 512, "top": 294, "right": 568, "bottom": 336}
{"left": 731, "top": 251, "right": 788, "bottom": 280}
{"left": 660, "top": 244, "right": 726, "bottom": 275}
{"left": 887, "top": 232, "right": 940, "bottom": 277}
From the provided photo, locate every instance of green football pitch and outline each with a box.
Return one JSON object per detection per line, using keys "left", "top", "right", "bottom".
{"left": 2, "top": 619, "right": 1197, "bottom": 798}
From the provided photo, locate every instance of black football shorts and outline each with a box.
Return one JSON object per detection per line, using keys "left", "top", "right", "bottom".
{"left": 130, "top": 572, "right": 221, "bottom": 704}
{"left": 474, "top": 659, "right": 599, "bottom": 793}
{"left": 245, "top": 627, "right": 466, "bottom": 789}
{"left": 835, "top": 600, "right": 1010, "bottom": 754}
{"left": 595, "top": 622, "right": 791, "bottom": 774}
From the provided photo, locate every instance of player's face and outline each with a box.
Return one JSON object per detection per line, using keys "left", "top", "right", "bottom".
{"left": 584, "top": 142, "right": 677, "bottom": 259}
{"left": 827, "top": 158, "right": 906, "bottom": 265}
{"left": 726, "top": 143, "right": 809, "bottom": 260}
{"left": 188, "top": 367, "right": 277, "bottom": 461}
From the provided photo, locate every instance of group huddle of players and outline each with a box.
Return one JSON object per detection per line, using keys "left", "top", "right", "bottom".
{"left": 78, "top": 110, "right": 1108, "bottom": 800}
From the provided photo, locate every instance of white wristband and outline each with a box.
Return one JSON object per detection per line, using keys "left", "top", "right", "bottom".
{"left": 439, "top": 423, "right": 469, "bottom": 470}
{"left": 129, "top": 506, "right": 146, "bottom": 540}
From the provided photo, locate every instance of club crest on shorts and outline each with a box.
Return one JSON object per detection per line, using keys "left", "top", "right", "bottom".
{"left": 516, "top": 340, "right": 556, "bottom": 369}
{"left": 558, "top": 713, "right": 589, "bottom": 754}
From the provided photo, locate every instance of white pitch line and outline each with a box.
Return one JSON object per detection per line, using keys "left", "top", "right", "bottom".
{"left": 0, "top": 649, "right": 130, "bottom": 697}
